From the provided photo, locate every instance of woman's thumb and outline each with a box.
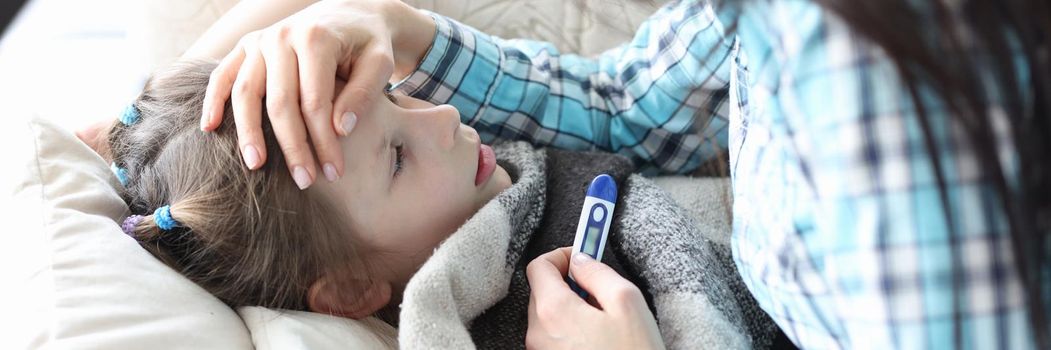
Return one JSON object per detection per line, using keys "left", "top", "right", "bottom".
{"left": 569, "top": 253, "right": 622, "bottom": 292}
{"left": 569, "top": 252, "right": 644, "bottom": 309}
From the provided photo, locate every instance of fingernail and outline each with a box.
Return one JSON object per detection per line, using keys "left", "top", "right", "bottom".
{"left": 243, "top": 145, "right": 261, "bottom": 169}
{"left": 293, "top": 166, "right": 312, "bottom": 190}
{"left": 323, "top": 163, "right": 339, "bottom": 182}
{"left": 573, "top": 252, "right": 593, "bottom": 265}
{"left": 341, "top": 112, "right": 357, "bottom": 135}
{"left": 200, "top": 112, "right": 209, "bottom": 131}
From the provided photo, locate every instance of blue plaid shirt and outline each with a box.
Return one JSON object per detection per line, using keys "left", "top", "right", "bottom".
{"left": 393, "top": 0, "right": 1044, "bottom": 348}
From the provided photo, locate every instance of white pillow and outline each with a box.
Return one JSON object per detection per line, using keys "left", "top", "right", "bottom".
{"left": 238, "top": 307, "right": 396, "bottom": 349}
{"left": 4, "top": 117, "right": 395, "bottom": 349}
{"left": 5, "top": 117, "right": 253, "bottom": 348}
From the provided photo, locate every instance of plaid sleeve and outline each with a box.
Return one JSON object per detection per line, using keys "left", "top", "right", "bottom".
{"left": 729, "top": 2, "right": 1044, "bottom": 349}
{"left": 392, "top": 1, "right": 736, "bottom": 174}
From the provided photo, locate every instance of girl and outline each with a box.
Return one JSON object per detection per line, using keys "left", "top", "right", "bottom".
{"left": 105, "top": 58, "right": 512, "bottom": 319}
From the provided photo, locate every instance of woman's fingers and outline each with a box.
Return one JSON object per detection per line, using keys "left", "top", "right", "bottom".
{"left": 525, "top": 247, "right": 596, "bottom": 349}
{"left": 527, "top": 248, "right": 665, "bottom": 350}
{"left": 526, "top": 247, "right": 585, "bottom": 308}
{"left": 566, "top": 252, "right": 646, "bottom": 314}
{"left": 295, "top": 29, "right": 344, "bottom": 182}
{"left": 202, "top": 39, "right": 247, "bottom": 132}
{"left": 201, "top": 1, "right": 410, "bottom": 180}
{"left": 230, "top": 36, "right": 269, "bottom": 172}
{"left": 332, "top": 43, "right": 395, "bottom": 137}
{"left": 260, "top": 30, "right": 317, "bottom": 189}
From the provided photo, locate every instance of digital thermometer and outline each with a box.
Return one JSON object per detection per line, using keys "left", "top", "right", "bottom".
{"left": 567, "top": 174, "right": 617, "bottom": 299}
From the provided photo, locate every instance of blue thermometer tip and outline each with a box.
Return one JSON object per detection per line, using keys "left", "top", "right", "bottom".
{"left": 585, "top": 174, "right": 617, "bottom": 202}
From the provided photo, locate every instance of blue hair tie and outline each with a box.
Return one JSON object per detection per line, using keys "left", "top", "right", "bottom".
{"left": 153, "top": 205, "right": 178, "bottom": 231}
{"left": 110, "top": 162, "right": 129, "bottom": 186}
{"left": 119, "top": 103, "right": 140, "bottom": 125}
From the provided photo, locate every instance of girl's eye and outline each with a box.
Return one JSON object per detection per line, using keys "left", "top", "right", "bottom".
{"left": 393, "top": 144, "right": 405, "bottom": 177}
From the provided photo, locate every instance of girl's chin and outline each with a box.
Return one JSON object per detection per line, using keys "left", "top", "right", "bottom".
{"left": 477, "top": 166, "right": 512, "bottom": 203}
{"left": 490, "top": 166, "right": 512, "bottom": 191}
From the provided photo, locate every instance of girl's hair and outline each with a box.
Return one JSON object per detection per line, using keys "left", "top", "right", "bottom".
{"left": 718, "top": 0, "right": 1050, "bottom": 345}
{"left": 106, "top": 60, "right": 369, "bottom": 312}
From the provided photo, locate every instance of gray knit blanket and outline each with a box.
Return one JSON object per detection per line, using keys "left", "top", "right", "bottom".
{"left": 397, "top": 142, "right": 778, "bottom": 349}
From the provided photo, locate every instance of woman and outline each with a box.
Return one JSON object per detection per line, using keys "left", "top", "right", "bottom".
{"left": 189, "top": 0, "right": 1049, "bottom": 348}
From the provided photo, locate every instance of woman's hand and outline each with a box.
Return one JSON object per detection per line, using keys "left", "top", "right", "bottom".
{"left": 525, "top": 247, "right": 665, "bottom": 350}
{"left": 200, "top": 0, "right": 435, "bottom": 189}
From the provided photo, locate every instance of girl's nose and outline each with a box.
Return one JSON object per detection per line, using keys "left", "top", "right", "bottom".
{"left": 413, "top": 104, "right": 460, "bottom": 150}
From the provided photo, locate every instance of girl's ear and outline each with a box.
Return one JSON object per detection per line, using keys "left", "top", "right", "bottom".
{"left": 307, "top": 276, "right": 391, "bottom": 319}
{"left": 75, "top": 119, "right": 114, "bottom": 161}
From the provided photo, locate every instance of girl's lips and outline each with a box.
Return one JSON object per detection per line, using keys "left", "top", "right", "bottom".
{"left": 475, "top": 143, "right": 496, "bottom": 186}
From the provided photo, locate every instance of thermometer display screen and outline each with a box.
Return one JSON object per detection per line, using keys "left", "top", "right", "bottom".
{"left": 582, "top": 226, "right": 601, "bottom": 254}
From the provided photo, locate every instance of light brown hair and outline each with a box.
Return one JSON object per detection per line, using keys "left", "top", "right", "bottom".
{"left": 106, "top": 59, "right": 370, "bottom": 312}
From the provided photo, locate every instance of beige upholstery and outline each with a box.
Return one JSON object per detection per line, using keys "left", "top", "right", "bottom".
{"left": 133, "top": 0, "right": 240, "bottom": 72}
{"left": 136, "top": 0, "right": 666, "bottom": 71}
{"left": 402, "top": 0, "right": 663, "bottom": 56}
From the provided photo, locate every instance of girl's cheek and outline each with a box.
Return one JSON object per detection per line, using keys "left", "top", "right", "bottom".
{"left": 424, "top": 179, "right": 473, "bottom": 220}
{"left": 420, "top": 166, "right": 465, "bottom": 197}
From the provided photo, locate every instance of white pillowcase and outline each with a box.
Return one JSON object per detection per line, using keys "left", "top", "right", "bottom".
{"left": 6, "top": 117, "right": 254, "bottom": 348}
{"left": 238, "top": 307, "right": 396, "bottom": 349}
{"left": 5, "top": 117, "right": 394, "bottom": 349}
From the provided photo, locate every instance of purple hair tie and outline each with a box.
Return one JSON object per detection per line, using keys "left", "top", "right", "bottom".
{"left": 122, "top": 215, "right": 145, "bottom": 236}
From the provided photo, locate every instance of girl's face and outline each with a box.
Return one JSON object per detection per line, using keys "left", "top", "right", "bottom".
{"left": 312, "top": 84, "right": 512, "bottom": 288}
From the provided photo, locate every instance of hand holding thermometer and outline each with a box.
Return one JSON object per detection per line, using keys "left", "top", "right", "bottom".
{"left": 567, "top": 174, "right": 617, "bottom": 299}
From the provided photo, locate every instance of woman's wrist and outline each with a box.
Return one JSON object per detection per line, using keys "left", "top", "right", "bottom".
{"left": 384, "top": 0, "right": 437, "bottom": 80}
